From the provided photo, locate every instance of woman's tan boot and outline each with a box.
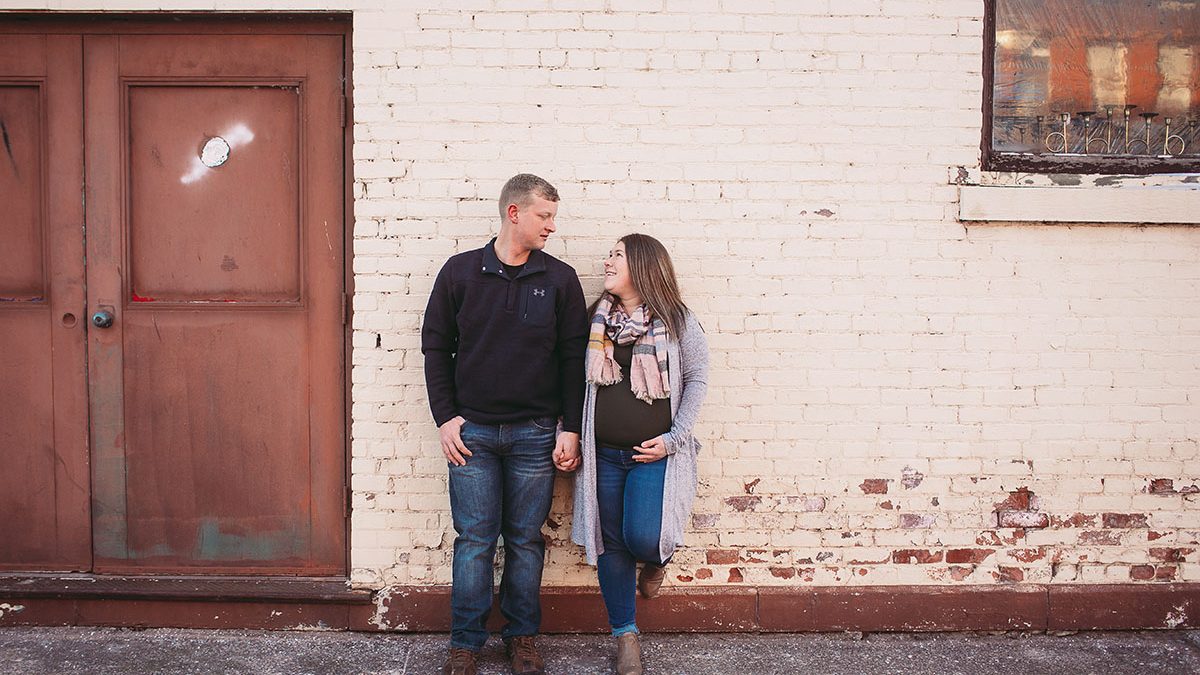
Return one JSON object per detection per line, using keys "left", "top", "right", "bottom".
{"left": 615, "top": 632, "right": 643, "bottom": 675}
{"left": 637, "top": 563, "right": 667, "bottom": 599}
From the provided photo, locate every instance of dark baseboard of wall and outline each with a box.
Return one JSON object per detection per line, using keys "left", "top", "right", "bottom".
{"left": 1, "top": 577, "right": 1196, "bottom": 632}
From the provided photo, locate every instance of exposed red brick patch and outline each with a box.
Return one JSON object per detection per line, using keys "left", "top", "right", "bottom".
{"left": 1002, "top": 529, "right": 1027, "bottom": 545}
{"left": 879, "top": 500, "right": 894, "bottom": 510}
{"left": 1009, "top": 547, "right": 1046, "bottom": 563}
{"left": 997, "top": 511, "right": 1049, "bottom": 528}
{"left": 744, "top": 550, "right": 768, "bottom": 564}
{"left": 976, "top": 531, "right": 1003, "bottom": 546}
{"left": 798, "top": 567, "right": 815, "bottom": 582}
{"left": 781, "top": 496, "right": 826, "bottom": 512}
{"left": 744, "top": 478, "right": 761, "bottom": 494}
{"left": 695, "top": 568, "right": 713, "bottom": 579}
{"left": 946, "top": 548, "right": 995, "bottom": 564}
{"left": 1149, "top": 547, "right": 1194, "bottom": 563}
{"left": 949, "top": 566, "right": 975, "bottom": 581}
{"left": 769, "top": 567, "right": 796, "bottom": 579}
{"left": 692, "top": 513, "right": 720, "bottom": 528}
{"left": 995, "top": 566, "right": 1024, "bottom": 583}
{"left": 1130, "top": 564, "right": 1156, "bottom": 581}
{"left": 860, "top": 479, "right": 889, "bottom": 495}
{"left": 900, "top": 513, "right": 936, "bottom": 528}
{"left": 892, "top": 549, "right": 944, "bottom": 564}
{"left": 706, "top": 549, "right": 739, "bottom": 565}
{"left": 1080, "top": 530, "right": 1122, "bottom": 546}
{"left": 848, "top": 553, "right": 890, "bottom": 565}
{"left": 1148, "top": 478, "right": 1176, "bottom": 494}
{"left": 994, "top": 487, "right": 1035, "bottom": 511}
{"left": 1129, "top": 564, "right": 1179, "bottom": 582}
{"left": 901, "top": 466, "right": 925, "bottom": 490}
{"left": 857, "top": 568, "right": 868, "bottom": 576}
{"left": 1051, "top": 513, "right": 1097, "bottom": 528}
{"left": 1103, "top": 513, "right": 1149, "bottom": 528}
{"left": 1180, "top": 484, "right": 1200, "bottom": 495}
{"left": 725, "top": 496, "right": 762, "bottom": 512}
{"left": 1147, "top": 531, "right": 1166, "bottom": 541}
{"left": 727, "top": 568, "right": 744, "bottom": 583}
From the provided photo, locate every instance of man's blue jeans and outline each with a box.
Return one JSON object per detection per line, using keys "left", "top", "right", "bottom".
{"left": 595, "top": 445, "right": 667, "bottom": 636}
{"left": 448, "top": 417, "right": 557, "bottom": 651}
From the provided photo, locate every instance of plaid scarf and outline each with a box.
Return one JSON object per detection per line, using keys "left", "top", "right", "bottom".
{"left": 585, "top": 293, "right": 670, "bottom": 403}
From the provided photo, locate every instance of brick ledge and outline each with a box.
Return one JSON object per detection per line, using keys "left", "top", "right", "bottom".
{"left": 1, "top": 580, "right": 1196, "bottom": 631}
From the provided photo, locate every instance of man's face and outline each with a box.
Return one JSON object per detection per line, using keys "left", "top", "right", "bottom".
{"left": 505, "top": 193, "right": 558, "bottom": 252}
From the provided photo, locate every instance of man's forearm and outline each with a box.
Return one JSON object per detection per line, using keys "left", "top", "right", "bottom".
{"left": 424, "top": 351, "right": 458, "bottom": 426}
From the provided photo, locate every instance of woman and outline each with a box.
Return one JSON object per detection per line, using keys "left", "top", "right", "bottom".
{"left": 572, "top": 234, "right": 709, "bottom": 675}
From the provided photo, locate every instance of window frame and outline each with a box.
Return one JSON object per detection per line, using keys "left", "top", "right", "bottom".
{"left": 981, "top": 0, "right": 1200, "bottom": 175}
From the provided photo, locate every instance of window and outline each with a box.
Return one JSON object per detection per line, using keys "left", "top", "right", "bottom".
{"left": 984, "top": 0, "right": 1200, "bottom": 174}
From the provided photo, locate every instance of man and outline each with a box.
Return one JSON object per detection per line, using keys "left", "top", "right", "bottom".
{"left": 422, "top": 173, "right": 587, "bottom": 675}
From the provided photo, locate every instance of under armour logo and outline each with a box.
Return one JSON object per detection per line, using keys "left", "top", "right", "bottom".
{"left": 533, "top": 289, "right": 545, "bottom": 297}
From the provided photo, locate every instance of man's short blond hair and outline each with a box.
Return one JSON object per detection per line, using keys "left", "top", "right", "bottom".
{"left": 499, "top": 173, "right": 559, "bottom": 219}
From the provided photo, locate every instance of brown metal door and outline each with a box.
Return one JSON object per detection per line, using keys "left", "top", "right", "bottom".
{"left": 0, "top": 35, "right": 91, "bottom": 571}
{"left": 83, "top": 33, "right": 346, "bottom": 574}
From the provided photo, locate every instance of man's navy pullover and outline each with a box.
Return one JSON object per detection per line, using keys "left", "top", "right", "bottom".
{"left": 421, "top": 239, "right": 588, "bottom": 433}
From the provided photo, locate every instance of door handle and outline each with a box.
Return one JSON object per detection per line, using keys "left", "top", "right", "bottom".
{"left": 91, "top": 310, "right": 115, "bottom": 329}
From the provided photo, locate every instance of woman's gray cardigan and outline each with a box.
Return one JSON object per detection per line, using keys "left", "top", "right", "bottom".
{"left": 571, "top": 313, "right": 709, "bottom": 565}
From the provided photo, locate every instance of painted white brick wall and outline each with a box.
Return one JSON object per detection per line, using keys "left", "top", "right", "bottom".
{"left": 12, "top": 0, "right": 1199, "bottom": 588}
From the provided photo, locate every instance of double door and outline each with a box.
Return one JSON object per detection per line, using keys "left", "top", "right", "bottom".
{"left": 0, "top": 22, "right": 347, "bottom": 575}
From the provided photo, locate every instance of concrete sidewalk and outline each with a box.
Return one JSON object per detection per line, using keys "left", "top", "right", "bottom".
{"left": 3, "top": 627, "right": 1200, "bottom": 674}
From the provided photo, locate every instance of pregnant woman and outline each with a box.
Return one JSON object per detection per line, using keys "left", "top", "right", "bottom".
{"left": 572, "top": 233, "right": 709, "bottom": 675}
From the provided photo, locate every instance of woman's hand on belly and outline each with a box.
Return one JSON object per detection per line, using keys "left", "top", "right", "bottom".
{"left": 632, "top": 435, "right": 667, "bottom": 463}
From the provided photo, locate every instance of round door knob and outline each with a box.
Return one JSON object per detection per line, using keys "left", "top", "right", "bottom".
{"left": 91, "top": 310, "right": 114, "bottom": 329}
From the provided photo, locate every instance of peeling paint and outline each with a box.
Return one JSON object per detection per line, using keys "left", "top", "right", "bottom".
{"left": 370, "top": 586, "right": 398, "bottom": 631}
{"left": 0, "top": 603, "right": 26, "bottom": 619}
{"left": 289, "top": 621, "right": 335, "bottom": 631}
{"left": 1164, "top": 604, "right": 1188, "bottom": 628}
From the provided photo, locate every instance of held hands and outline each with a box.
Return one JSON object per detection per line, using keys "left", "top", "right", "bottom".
{"left": 553, "top": 432, "right": 581, "bottom": 472}
{"left": 439, "top": 416, "right": 472, "bottom": 466}
{"left": 633, "top": 435, "right": 667, "bottom": 463}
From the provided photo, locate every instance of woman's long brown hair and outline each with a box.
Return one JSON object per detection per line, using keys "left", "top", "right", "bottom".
{"left": 592, "top": 233, "right": 690, "bottom": 336}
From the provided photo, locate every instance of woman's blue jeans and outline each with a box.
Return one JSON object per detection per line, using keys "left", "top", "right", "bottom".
{"left": 596, "top": 445, "right": 667, "bottom": 636}
{"left": 448, "top": 417, "right": 557, "bottom": 651}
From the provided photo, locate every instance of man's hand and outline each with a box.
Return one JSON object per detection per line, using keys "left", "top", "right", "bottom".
{"left": 633, "top": 435, "right": 667, "bottom": 463}
{"left": 553, "top": 431, "right": 581, "bottom": 472}
{"left": 439, "top": 416, "right": 472, "bottom": 466}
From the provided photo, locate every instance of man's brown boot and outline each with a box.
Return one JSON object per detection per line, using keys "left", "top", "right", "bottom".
{"left": 637, "top": 563, "right": 667, "bottom": 599}
{"left": 441, "top": 648, "right": 478, "bottom": 675}
{"left": 504, "top": 635, "right": 545, "bottom": 674}
{"left": 615, "top": 632, "right": 644, "bottom": 675}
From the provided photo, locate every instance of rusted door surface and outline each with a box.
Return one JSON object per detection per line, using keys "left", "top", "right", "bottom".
{"left": 1, "top": 20, "right": 347, "bottom": 576}
{"left": 0, "top": 35, "right": 91, "bottom": 570}
{"left": 85, "top": 33, "right": 346, "bottom": 574}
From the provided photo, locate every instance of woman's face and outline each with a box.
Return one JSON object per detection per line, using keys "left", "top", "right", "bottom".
{"left": 603, "top": 241, "right": 636, "bottom": 300}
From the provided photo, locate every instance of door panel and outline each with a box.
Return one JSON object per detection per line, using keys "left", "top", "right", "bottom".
{"left": 122, "top": 313, "right": 313, "bottom": 566}
{"left": 0, "top": 34, "right": 90, "bottom": 570}
{"left": 128, "top": 84, "right": 301, "bottom": 303}
{"left": 86, "top": 33, "right": 346, "bottom": 574}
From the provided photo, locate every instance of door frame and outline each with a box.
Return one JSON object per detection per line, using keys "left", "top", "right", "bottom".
{"left": 0, "top": 12, "right": 355, "bottom": 579}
